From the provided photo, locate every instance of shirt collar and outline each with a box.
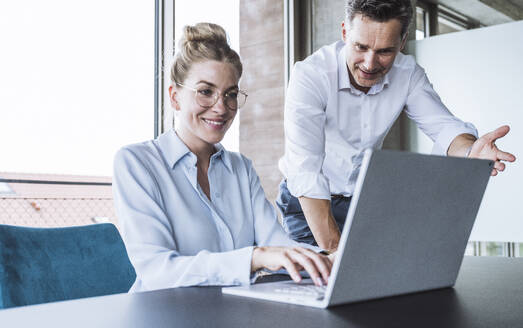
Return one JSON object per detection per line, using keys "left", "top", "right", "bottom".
{"left": 337, "top": 46, "right": 352, "bottom": 91}
{"left": 368, "top": 72, "right": 390, "bottom": 95}
{"left": 337, "top": 43, "right": 391, "bottom": 95}
{"left": 157, "top": 129, "right": 233, "bottom": 173}
{"left": 211, "top": 143, "right": 233, "bottom": 173}
{"left": 157, "top": 129, "right": 192, "bottom": 168}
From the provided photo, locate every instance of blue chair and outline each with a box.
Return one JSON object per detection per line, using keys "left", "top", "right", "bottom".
{"left": 0, "top": 223, "right": 136, "bottom": 309}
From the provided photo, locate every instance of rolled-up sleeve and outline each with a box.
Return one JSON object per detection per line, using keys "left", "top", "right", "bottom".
{"left": 113, "top": 148, "right": 253, "bottom": 290}
{"left": 405, "top": 65, "right": 478, "bottom": 155}
{"left": 279, "top": 62, "right": 331, "bottom": 200}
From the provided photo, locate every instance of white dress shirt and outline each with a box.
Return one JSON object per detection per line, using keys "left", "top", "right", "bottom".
{"left": 279, "top": 41, "right": 478, "bottom": 200}
{"left": 113, "top": 129, "right": 302, "bottom": 292}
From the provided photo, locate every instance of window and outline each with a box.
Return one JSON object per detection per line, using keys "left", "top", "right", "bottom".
{"left": 416, "top": 1, "right": 478, "bottom": 38}
{"left": 464, "top": 241, "right": 475, "bottom": 256}
{"left": 0, "top": 1, "right": 154, "bottom": 228}
{"left": 437, "top": 7, "right": 469, "bottom": 35}
{"left": 416, "top": 6, "right": 427, "bottom": 40}
{"left": 483, "top": 242, "right": 506, "bottom": 257}
{"left": 0, "top": 1, "right": 154, "bottom": 176}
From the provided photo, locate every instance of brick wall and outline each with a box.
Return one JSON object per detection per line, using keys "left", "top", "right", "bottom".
{"left": 239, "top": 0, "right": 285, "bottom": 203}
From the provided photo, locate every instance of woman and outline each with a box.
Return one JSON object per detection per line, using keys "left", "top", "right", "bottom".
{"left": 113, "top": 23, "right": 332, "bottom": 292}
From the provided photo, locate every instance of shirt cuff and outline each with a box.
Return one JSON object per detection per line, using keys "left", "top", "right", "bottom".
{"left": 432, "top": 122, "right": 478, "bottom": 156}
{"left": 286, "top": 172, "right": 331, "bottom": 200}
{"left": 206, "top": 246, "right": 254, "bottom": 286}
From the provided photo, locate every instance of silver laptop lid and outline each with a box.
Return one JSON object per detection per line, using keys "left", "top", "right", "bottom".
{"left": 325, "top": 149, "right": 493, "bottom": 306}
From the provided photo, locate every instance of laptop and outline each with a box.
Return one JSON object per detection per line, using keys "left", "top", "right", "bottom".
{"left": 222, "top": 149, "right": 493, "bottom": 308}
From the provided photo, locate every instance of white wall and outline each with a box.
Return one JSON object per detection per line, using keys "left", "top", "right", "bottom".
{"left": 406, "top": 21, "right": 523, "bottom": 242}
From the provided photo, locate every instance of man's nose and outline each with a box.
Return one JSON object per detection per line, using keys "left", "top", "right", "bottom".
{"left": 363, "top": 52, "right": 379, "bottom": 72}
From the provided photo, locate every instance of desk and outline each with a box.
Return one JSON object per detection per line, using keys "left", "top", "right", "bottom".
{"left": 1, "top": 256, "right": 523, "bottom": 327}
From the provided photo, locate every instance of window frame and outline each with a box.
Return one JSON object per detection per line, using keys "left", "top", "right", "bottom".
{"left": 155, "top": 0, "right": 175, "bottom": 137}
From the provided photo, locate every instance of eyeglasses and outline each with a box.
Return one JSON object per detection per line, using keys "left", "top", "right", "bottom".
{"left": 176, "top": 83, "right": 248, "bottom": 110}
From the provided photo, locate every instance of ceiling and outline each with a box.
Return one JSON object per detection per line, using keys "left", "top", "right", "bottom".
{"left": 421, "top": 0, "right": 523, "bottom": 26}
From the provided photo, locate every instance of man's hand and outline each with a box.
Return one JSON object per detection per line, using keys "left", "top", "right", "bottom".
{"left": 448, "top": 125, "right": 516, "bottom": 176}
{"left": 469, "top": 125, "right": 516, "bottom": 176}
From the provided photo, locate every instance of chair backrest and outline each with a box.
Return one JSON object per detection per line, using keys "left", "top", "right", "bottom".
{"left": 0, "top": 223, "right": 136, "bottom": 309}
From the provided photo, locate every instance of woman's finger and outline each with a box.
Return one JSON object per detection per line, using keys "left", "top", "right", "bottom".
{"left": 295, "top": 248, "right": 331, "bottom": 283}
{"left": 280, "top": 254, "right": 302, "bottom": 283}
{"left": 287, "top": 249, "right": 323, "bottom": 286}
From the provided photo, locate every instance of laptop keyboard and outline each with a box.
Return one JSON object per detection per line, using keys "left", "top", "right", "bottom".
{"left": 274, "top": 284, "right": 326, "bottom": 300}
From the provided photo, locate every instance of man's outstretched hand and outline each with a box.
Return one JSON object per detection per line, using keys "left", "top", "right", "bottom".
{"left": 469, "top": 125, "right": 516, "bottom": 176}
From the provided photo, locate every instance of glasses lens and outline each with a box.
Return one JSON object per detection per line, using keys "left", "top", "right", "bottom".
{"left": 224, "top": 91, "right": 246, "bottom": 110}
{"left": 237, "top": 92, "right": 247, "bottom": 109}
{"left": 195, "top": 87, "right": 218, "bottom": 107}
{"left": 224, "top": 91, "right": 238, "bottom": 110}
{"left": 194, "top": 87, "right": 247, "bottom": 109}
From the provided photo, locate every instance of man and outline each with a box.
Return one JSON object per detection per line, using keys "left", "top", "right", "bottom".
{"left": 277, "top": 0, "right": 516, "bottom": 252}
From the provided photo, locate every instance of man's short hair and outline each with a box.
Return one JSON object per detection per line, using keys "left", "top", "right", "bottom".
{"left": 345, "top": 0, "right": 413, "bottom": 38}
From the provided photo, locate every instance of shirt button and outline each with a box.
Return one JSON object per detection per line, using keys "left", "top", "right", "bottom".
{"left": 215, "top": 193, "right": 221, "bottom": 198}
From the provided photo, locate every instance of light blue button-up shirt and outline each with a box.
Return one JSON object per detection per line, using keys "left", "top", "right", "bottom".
{"left": 113, "top": 129, "right": 300, "bottom": 292}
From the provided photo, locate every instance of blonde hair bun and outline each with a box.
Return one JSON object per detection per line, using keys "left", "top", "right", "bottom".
{"left": 182, "top": 22, "right": 228, "bottom": 45}
{"left": 171, "top": 22, "right": 242, "bottom": 84}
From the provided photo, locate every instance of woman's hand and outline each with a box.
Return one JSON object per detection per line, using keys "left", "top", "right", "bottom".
{"left": 251, "top": 246, "right": 332, "bottom": 286}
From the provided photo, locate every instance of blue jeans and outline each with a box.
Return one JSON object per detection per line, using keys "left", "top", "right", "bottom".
{"left": 276, "top": 179, "right": 351, "bottom": 246}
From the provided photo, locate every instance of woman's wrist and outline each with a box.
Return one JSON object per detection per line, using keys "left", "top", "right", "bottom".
{"left": 251, "top": 246, "right": 265, "bottom": 272}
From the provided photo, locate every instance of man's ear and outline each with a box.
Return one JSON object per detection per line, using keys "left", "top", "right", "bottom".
{"left": 341, "top": 21, "right": 348, "bottom": 42}
{"left": 169, "top": 85, "right": 180, "bottom": 111}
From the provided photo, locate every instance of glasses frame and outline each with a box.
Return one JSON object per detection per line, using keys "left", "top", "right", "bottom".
{"left": 176, "top": 82, "right": 248, "bottom": 110}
